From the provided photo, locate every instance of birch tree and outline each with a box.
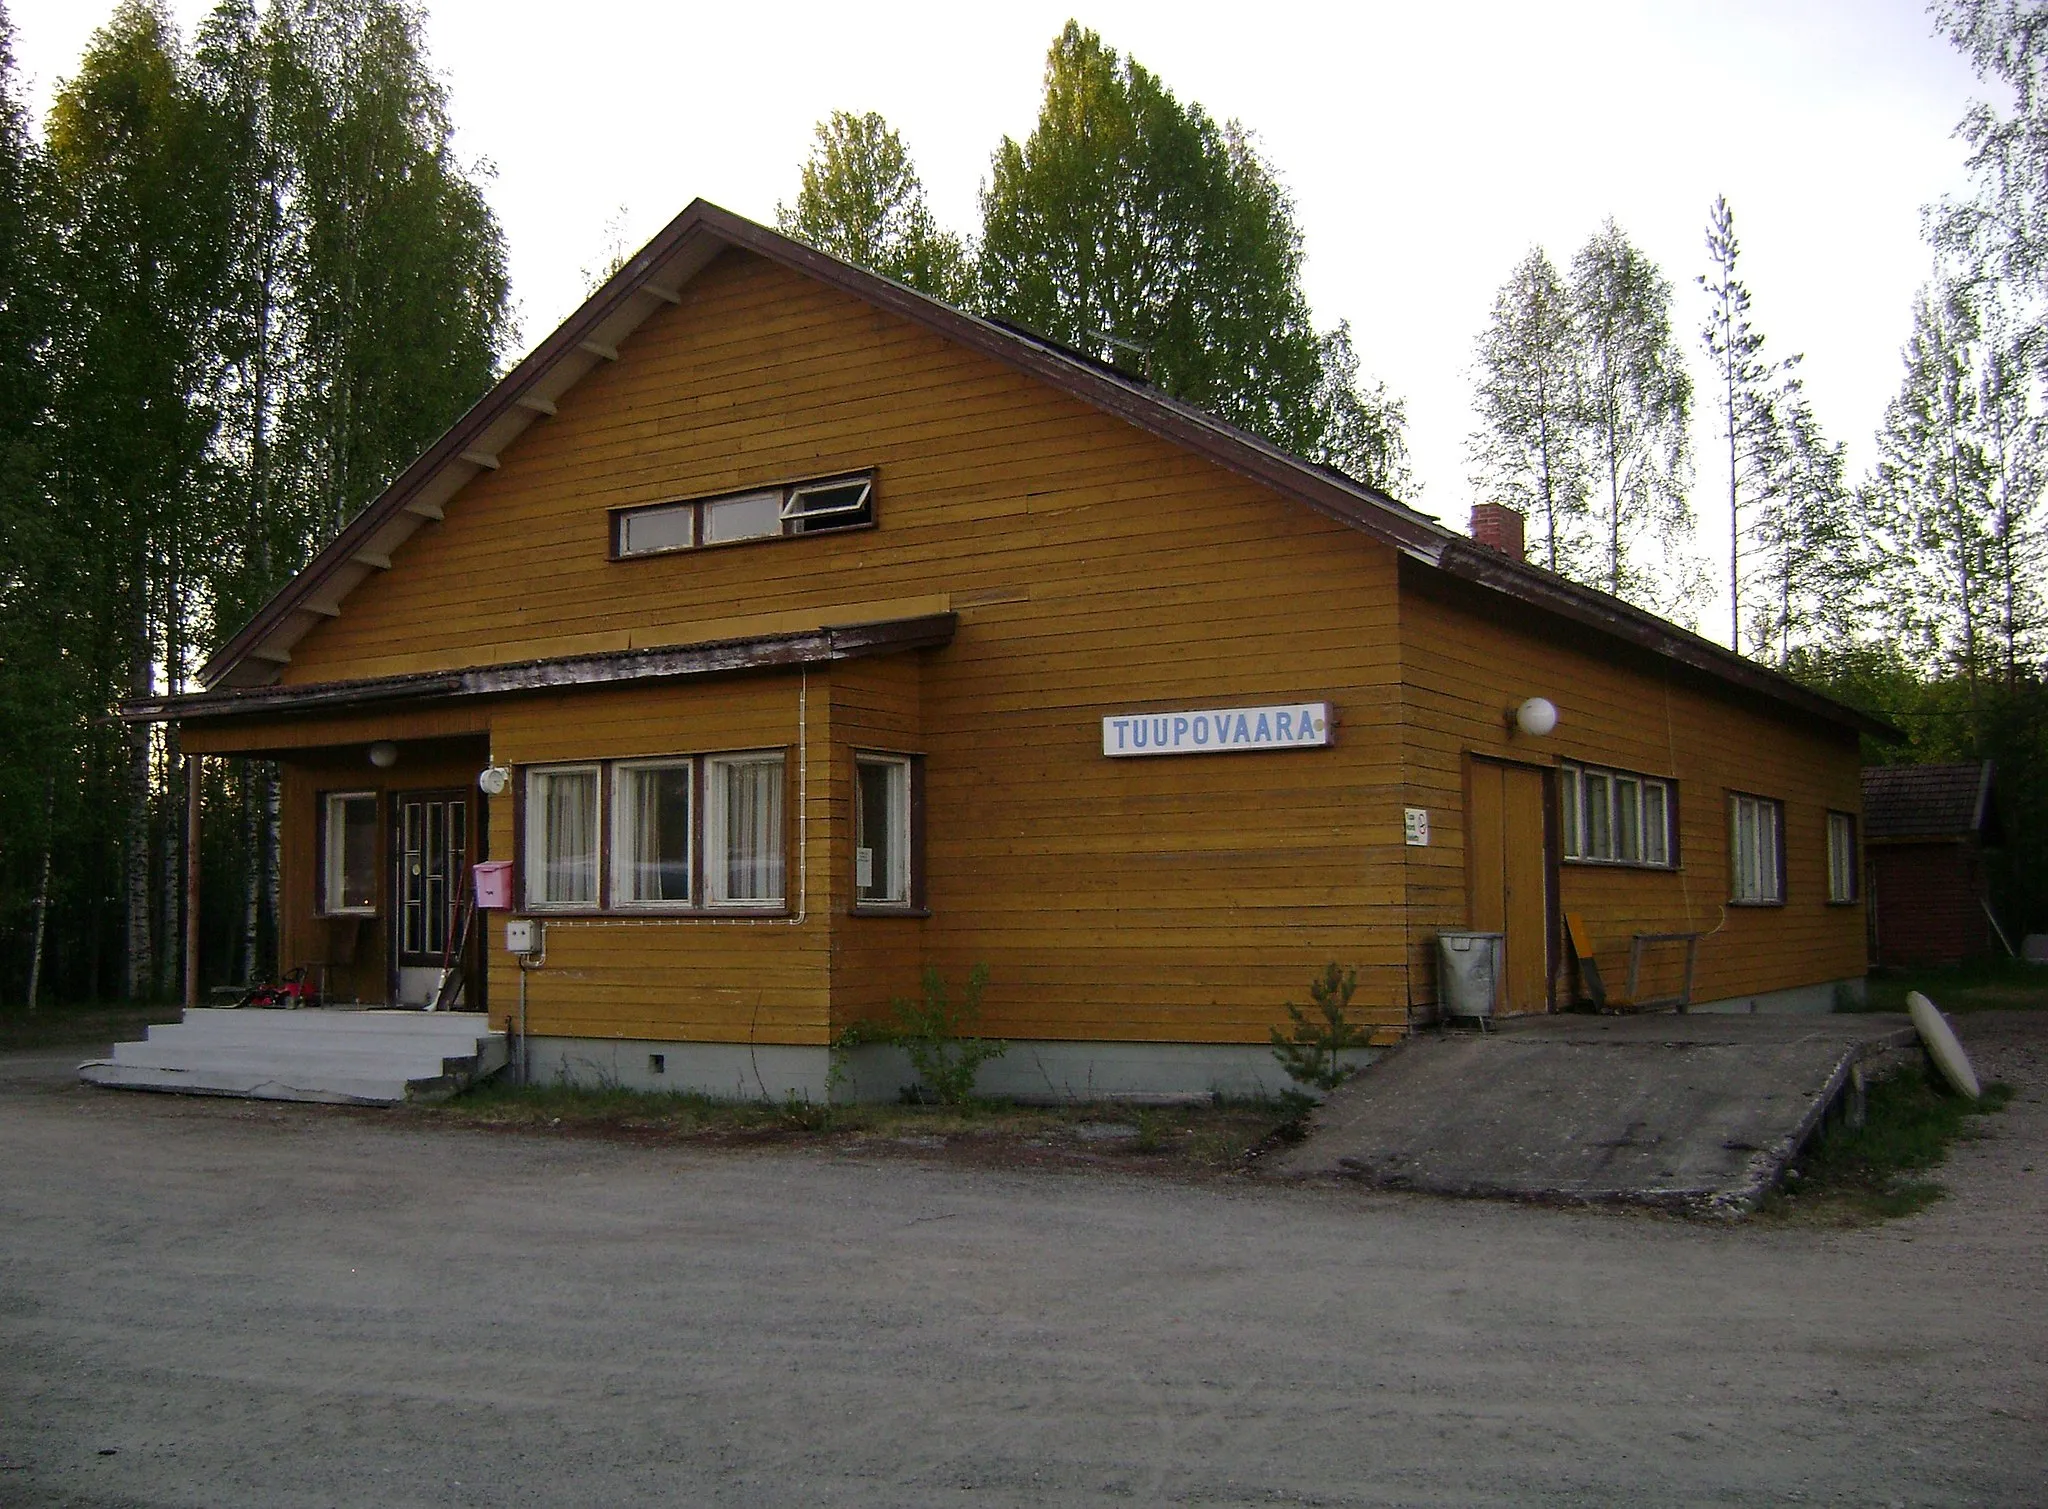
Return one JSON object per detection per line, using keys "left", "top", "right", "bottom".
{"left": 1466, "top": 246, "right": 1591, "bottom": 574}
{"left": 1571, "top": 221, "right": 1695, "bottom": 611}
{"left": 778, "top": 110, "right": 972, "bottom": 303}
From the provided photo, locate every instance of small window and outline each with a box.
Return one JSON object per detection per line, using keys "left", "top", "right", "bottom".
{"left": 704, "top": 753, "right": 786, "bottom": 906}
{"left": 613, "top": 760, "right": 693, "bottom": 906}
{"left": 1827, "top": 811, "right": 1858, "bottom": 904}
{"left": 322, "top": 792, "right": 379, "bottom": 914}
{"left": 854, "top": 754, "right": 913, "bottom": 907}
{"left": 1730, "top": 793, "right": 1784, "bottom": 904}
{"left": 613, "top": 472, "right": 874, "bottom": 557}
{"left": 527, "top": 765, "right": 600, "bottom": 908}
{"left": 1560, "top": 762, "right": 1675, "bottom": 869}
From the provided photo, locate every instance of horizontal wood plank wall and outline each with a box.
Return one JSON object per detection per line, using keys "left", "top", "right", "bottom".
{"left": 1398, "top": 563, "right": 1866, "bottom": 1005}
{"left": 827, "top": 656, "right": 926, "bottom": 1029}
{"left": 277, "top": 740, "right": 488, "bottom": 1006}
{"left": 483, "top": 673, "right": 835, "bottom": 1046}
{"left": 274, "top": 248, "right": 1414, "bottom": 1044}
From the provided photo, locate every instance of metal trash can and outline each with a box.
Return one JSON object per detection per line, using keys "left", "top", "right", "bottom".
{"left": 1437, "top": 931, "right": 1504, "bottom": 1023}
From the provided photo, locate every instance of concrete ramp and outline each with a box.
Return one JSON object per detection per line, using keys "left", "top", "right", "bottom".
{"left": 79, "top": 1007, "right": 507, "bottom": 1106}
{"left": 1270, "top": 1014, "right": 1920, "bottom": 1215}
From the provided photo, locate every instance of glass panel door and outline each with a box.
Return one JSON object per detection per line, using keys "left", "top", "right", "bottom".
{"left": 396, "top": 790, "right": 468, "bottom": 967}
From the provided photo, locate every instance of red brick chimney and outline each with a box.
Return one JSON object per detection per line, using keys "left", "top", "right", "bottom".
{"left": 1469, "top": 503, "right": 1526, "bottom": 562}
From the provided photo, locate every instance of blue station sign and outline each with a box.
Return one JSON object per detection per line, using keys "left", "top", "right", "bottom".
{"left": 1101, "top": 702, "right": 1332, "bottom": 758}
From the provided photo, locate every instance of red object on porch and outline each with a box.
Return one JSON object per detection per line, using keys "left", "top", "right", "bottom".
{"left": 474, "top": 860, "right": 514, "bottom": 910}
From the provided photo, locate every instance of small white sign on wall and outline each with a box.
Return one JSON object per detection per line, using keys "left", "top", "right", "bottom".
{"left": 855, "top": 848, "right": 874, "bottom": 888}
{"left": 1102, "top": 702, "right": 1332, "bottom": 758}
{"left": 1404, "top": 807, "right": 1431, "bottom": 847}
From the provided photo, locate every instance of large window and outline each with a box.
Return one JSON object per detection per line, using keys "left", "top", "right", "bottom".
{"left": 1730, "top": 793, "right": 1784, "bottom": 904}
{"left": 322, "top": 792, "right": 379, "bottom": 914}
{"left": 1827, "top": 811, "right": 1858, "bottom": 904}
{"left": 526, "top": 766, "right": 600, "bottom": 908}
{"left": 704, "top": 753, "right": 786, "bottom": 906}
{"left": 612, "top": 473, "right": 874, "bottom": 558}
{"left": 855, "top": 754, "right": 914, "bottom": 908}
{"left": 613, "top": 760, "right": 692, "bottom": 907}
{"left": 1560, "top": 762, "right": 1674, "bottom": 867}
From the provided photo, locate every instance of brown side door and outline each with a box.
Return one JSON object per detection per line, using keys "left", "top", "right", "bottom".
{"left": 1467, "top": 758, "right": 1554, "bottom": 1014}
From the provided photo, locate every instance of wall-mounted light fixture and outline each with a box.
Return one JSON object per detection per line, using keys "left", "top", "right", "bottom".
{"left": 477, "top": 765, "right": 510, "bottom": 796}
{"left": 1509, "top": 697, "right": 1558, "bottom": 738}
{"left": 368, "top": 741, "right": 399, "bottom": 768}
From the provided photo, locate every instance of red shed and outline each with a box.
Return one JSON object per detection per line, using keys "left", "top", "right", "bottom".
{"left": 1862, "top": 762, "right": 2002, "bottom": 967}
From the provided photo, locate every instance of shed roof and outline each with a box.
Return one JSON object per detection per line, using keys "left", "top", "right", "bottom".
{"left": 1861, "top": 762, "right": 1997, "bottom": 840}
{"left": 184, "top": 199, "right": 1889, "bottom": 738}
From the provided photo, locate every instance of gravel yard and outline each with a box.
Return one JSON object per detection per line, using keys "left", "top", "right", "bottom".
{"left": 2, "top": 1013, "right": 2043, "bottom": 1507}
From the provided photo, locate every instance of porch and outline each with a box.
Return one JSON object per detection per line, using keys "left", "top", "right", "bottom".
{"left": 78, "top": 1006, "right": 507, "bottom": 1106}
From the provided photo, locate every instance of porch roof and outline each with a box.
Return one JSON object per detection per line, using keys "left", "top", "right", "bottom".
{"left": 122, "top": 612, "right": 956, "bottom": 724}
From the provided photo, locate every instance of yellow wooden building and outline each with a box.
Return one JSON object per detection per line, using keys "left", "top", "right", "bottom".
{"left": 130, "top": 202, "right": 1879, "bottom": 1099}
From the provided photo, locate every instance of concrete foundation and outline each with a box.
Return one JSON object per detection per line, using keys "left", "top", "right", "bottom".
{"left": 518, "top": 1034, "right": 1368, "bottom": 1104}
{"left": 1688, "top": 975, "right": 1866, "bottom": 1016}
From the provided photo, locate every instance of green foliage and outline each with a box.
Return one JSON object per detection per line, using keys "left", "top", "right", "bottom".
{"left": 1467, "top": 246, "right": 1593, "bottom": 575}
{"left": 777, "top": 110, "right": 972, "bottom": 304}
{"left": 1765, "top": 1067, "right": 2013, "bottom": 1223}
{"left": 976, "top": 22, "right": 1409, "bottom": 491}
{"left": 1269, "top": 963, "right": 1367, "bottom": 1093}
{"left": 885, "top": 962, "right": 1005, "bottom": 1105}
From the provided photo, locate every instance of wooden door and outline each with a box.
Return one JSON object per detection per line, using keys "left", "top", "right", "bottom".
{"left": 1467, "top": 760, "right": 1553, "bottom": 1014}
{"left": 391, "top": 789, "right": 468, "bottom": 1004}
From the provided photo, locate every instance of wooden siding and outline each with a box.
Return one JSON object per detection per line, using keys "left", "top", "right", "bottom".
{"left": 1398, "top": 564, "right": 1867, "bottom": 1006}
{"left": 481, "top": 674, "right": 834, "bottom": 1046}
{"left": 268, "top": 249, "right": 1413, "bottom": 1044}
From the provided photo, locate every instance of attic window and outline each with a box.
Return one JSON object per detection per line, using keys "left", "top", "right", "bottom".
{"left": 612, "top": 473, "right": 874, "bottom": 558}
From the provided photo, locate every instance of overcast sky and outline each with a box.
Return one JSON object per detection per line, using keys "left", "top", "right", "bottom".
{"left": 10, "top": 0, "right": 1992, "bottom": 642}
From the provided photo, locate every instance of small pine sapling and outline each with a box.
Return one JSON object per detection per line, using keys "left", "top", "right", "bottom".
{"left": 1270, "top": 963, "right": 1368, "bottom": 1092}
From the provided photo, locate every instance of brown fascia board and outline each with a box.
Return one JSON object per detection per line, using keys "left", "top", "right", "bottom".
{"left": 199, "top": 198, "right": 1882, "bottom": 742}
{"left": 140, "top": 614, "right": 957, "bottom": 724}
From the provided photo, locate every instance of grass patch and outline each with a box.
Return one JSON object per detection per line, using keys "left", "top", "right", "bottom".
{"left": 1759, "top": 1066, "right": 2014, "bottom": 1225}
{"left": 0, "top": 1001, "right": 184, "bottom": 1053}
{"left": 1852, "top": 957, "right": 2048, "bottom": 1015}
{"left": 417, "top": 1080, "right": 1303, "bottom": 1177}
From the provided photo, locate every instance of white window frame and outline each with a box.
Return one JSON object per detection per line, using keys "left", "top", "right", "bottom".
{"left": 611, "top": 758, "right": 695, "bottom": 909}
{"left": 703, "top": 751, "right": 787, "bottom": 908}
{"left": 525, "top": 763, "right": 603, "bottom": 910}
{"left": 853, "top": 753, "right": 914, "bottom": 908}
{"left": 1730, "top": 792, "right": 1784, "bottom": 905}
{"left": 321, "top": 791, "right": 380, "bottom": 915}
{"left": 1559, "top": 761, "right": 1675, "bottom": 868}
{"left": 1826, "top": 810, "right": 1858, "bottom": 905}
{"left": 613, "top": 472, "right": 874, "bottom": 558}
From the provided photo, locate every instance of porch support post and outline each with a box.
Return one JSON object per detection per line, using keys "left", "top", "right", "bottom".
{"left": 184, "top": 751, "right": 203, "bottom": 1011}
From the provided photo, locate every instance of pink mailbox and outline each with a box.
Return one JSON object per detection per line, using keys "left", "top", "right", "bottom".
{"left": 473, "top": 860, "right": 514, "bottom": 911}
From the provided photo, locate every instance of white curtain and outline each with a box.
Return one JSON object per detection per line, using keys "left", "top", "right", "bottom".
{"left": 534, "top": 769, "right": 597, "bottom": 905}
{"left": 711, "top": 756, "right": 784, "bottom": 904}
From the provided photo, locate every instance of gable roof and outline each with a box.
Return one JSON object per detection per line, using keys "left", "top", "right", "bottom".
{"left": 193, "top": 199, "right": 1889, "bottom": 738}
{"left": 1862, "top": 762, "right": 1998, "bottom": 840}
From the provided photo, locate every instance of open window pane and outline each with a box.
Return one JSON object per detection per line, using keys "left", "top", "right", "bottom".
{"left": 615, "top": 761, "right": 692, "bottom": 905}
{"left": 784, "top": 478, "right": 873, "bottom": 533}
{"left": 324, "top": 793, "right": 378, "bottom": 913}
{"left": 701, "top": 491, "right": 783, "bottom": 544}
{"left": 706, "top": 754, "right": 785, "bottom": 905}
{"left": 527, "top": 766, "right": 599, "bottom": 906}
{"left": 855, "top": 755, "right": 911, "bottom": 905}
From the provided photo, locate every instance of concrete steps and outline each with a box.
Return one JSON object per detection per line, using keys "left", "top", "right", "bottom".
{"left": 79, "top": 1007, "right": 508, "bottom": 1106}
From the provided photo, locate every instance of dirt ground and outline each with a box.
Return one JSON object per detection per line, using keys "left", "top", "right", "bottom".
{"left": 3, "top": 1015, "right": 2044, "bottom": 1508}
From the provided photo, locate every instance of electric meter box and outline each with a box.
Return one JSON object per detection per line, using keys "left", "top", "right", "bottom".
{"left": 503, "top": 919, "right": 537, "bottom": 954}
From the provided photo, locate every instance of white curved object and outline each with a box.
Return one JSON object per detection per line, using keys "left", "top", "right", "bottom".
{"left": 1907, "top": 991, "right": 1980, "bottom": 1100}
{"left": 1515, "top": 697, "right": 1558, "bottom": 737}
